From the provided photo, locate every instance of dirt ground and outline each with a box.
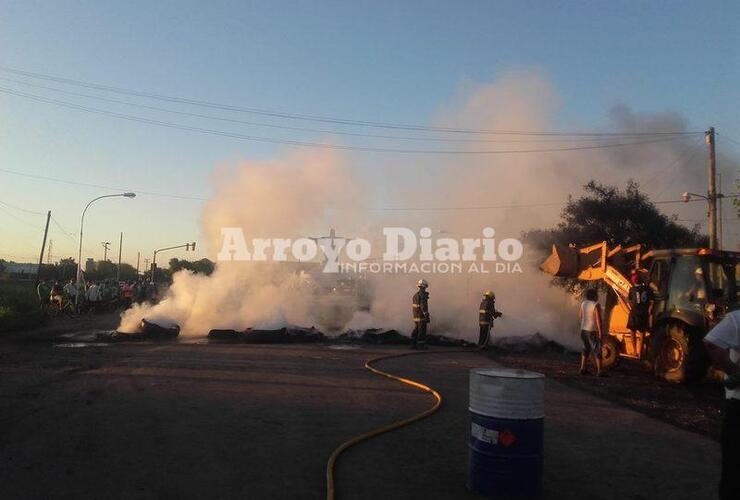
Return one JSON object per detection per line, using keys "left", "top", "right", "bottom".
{"left": 0, "top": 330, "right": 723, "bottom": 500}
{"left": 491, "top": 348, "right": 725, "bottom": 441}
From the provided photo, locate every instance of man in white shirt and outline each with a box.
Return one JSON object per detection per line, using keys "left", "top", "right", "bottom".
{"left": 704, "top": 310, "right": 740, "bottom": 500}
{"left": 62, "top": 279, "right": 77, "bottom": 300}
{"left": 86, "top": 282, "right": 101, "bottom": 305}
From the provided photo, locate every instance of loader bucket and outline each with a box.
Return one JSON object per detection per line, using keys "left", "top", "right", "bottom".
{"left": 540, "top": 244, "right": 580, "bottom": 277}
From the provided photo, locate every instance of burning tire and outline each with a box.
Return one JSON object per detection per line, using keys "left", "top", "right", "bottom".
{"left": 208, "top": 329, "right": 243, "bottom": 341}
{"left": 139, "top": 319, "right": 180, "bottom": 340}
{"left": 654, "top": 323, "right": 709, "bottom": 384}
{"left": 600, "top": 335, "right": 621, "bottom": 369}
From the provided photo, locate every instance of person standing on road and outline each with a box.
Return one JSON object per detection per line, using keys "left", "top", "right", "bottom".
{"left": 703, "top": 310, "right": 740, "bottom": 500}
{"left": 36, "top": 280, "right": 51, "bottom": 308}
{"left": 51, "top": 281, "right": 64, "bottom": 310}
{"left": 86, "top": 281, "right": 101, "bottom": 311}
{"left": 411, "top": 279, "right": 430, "bottom": 349}
{"left": 63, "top": 279, "right": 78, "bottom": 303}
{"left": 627, "top": 270, "right": 653, "bottom": 358}
{"left": 578, "top": 288, "right": 605, "bottom": 376}
{"left": 478, "top": 290, "right": 502, "bottom": 349}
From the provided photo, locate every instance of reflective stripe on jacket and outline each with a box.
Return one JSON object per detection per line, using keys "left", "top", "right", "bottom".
{"left": 412, "top": 290, "right": 429, "bottom": 323}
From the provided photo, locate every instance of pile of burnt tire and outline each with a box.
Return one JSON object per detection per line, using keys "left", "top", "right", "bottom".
{"left": 107, "top": 319, "right": 181, "bottom": 342}
{"left": 338, "top": 328, "right": 410, "bottom": 345}
{"left": 491, "top": 332, "right": 567, "bottom": 353}
{"left": 207, "top": 326, "right": 325, "bottom": 344}
{"left": 338, "top": 329, "right": 475, "bottom": 347}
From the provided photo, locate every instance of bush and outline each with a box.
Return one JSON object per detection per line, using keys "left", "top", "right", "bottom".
{"left": 0, "top": 281, "right": 45, "bottom": 332}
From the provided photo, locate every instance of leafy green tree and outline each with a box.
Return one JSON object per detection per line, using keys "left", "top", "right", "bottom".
{"left": 169, "top": 258, "right": 215, "bottom": 276}
{"left": 524, "top": 180, "right": 706, "bottom": 290}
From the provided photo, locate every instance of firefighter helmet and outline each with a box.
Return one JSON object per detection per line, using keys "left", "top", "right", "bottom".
{"left": 417, "top": 279, "right": 429, "bottom": 288}
{"left": 483, "top": 290, "right": 495, "bottom": 298}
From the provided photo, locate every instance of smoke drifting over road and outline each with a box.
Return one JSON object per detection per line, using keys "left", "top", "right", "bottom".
{"left": 118, "top": 71, "right": 736, "bottom": 347}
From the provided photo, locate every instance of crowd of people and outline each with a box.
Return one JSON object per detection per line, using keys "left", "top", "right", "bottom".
{"left": 36, "top": 278, "right": 159, "bottom": 314}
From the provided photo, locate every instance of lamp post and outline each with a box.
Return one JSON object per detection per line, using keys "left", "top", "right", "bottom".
{"left": 681, "top": 191, "right": 725, "bottom": 250}
{"left": 76, "top": 193, "right": 136, "bottom": 305}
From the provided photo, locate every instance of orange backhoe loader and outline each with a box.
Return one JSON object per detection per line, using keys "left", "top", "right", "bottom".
{"left": 541, "top": 242, "right": 739, "bottom": 383}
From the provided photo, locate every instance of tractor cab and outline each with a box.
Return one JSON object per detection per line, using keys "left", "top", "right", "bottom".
{"left": 647, "top": 249, "right": 738, "bottom": 330}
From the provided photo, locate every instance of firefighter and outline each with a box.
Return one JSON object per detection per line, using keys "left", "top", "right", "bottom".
{"left": 478, "top": 290, "right": 502, "bottom": 349}
{"left": 411, "top": 279, "right": 430, "bottom": 349}
{"left": 627, "top": 269, "right": 653, "bottom": 358}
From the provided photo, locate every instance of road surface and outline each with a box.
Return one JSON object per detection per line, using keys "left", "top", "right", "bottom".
{"left": 0, "top": 338, "right": 721, "bottom": 499}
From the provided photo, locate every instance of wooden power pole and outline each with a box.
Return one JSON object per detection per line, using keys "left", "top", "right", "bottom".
{"left": 706, "top": 127, "right": 718, "bottom": 249}
{"left": 117, "top": 232, "right": 123, "bottom": 281}
{"left": 36, "top": 210, "right": 51, "bottom": 284}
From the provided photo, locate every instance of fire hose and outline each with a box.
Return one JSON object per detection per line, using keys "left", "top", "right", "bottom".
{"left": 325, "top": 348, "right": 473, "bottom": 500}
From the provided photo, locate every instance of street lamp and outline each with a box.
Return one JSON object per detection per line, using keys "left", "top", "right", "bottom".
{"left": 681, "top": 191, "right": 725, "bottom": 250}
{"left": 76, "top": 192, "right": 136, "bottom": 305}
{"left": 682, "top": 192, "right": 705, "bottom": 203}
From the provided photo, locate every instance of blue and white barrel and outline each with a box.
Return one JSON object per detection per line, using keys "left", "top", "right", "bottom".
{"left": 468, "top": 368, "right": 545, "bottom": 498}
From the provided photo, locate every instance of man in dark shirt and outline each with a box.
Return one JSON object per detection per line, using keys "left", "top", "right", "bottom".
{"left": 627, "top": 270, "right": 653, "bottom": 358}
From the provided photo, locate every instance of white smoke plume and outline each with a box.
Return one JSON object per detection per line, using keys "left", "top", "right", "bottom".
{"left": 118, "top": 70, "right": 737, "bottom": 348}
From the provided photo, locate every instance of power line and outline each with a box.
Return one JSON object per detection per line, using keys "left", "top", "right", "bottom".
{"left": 0, "top": 86, "right": 698, "bottom": 155}
{"left": 718, "top": 133, "right": 740, "bottom": 148}
{"left": 50, "top": 215, "right": 77, "bottom": 239}
{"left": 0, "top": 203, "right": 43, "bottom": 228}
{"left": 0, "top": 76, "right": 664, "bottom": 145}
{"left": 0, "top": 199, "right": 46, "bottom": 216}
{"left": 367, "top": 197, "right": 719, "bottom": 212}
{"left": 0, "top": 64, "right": 704, "bottom": 137}
{"left": 3, "top": 166, "right": 735, "bottom": 212}
{"left": 652, "top": 140, "right": 705, "bottom": 199}
{"left": 0, "top": 167, "right": 209, "bottom": 201}
{"left": 0, "top": 199, "right": 76, "bottom": 238}
{"left": 641, "top": 138, "right": 703, "bottom": 194}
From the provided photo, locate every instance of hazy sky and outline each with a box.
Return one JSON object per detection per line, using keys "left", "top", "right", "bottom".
{"left": 1, "top": 0, "right": 738, "bottom": 265}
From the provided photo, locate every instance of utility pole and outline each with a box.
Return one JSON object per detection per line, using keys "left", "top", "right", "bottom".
{"left": 706, "top": 127, "right": 718, "bottom": 249}
{"left": 718, "top": 173, "right": 724, "bottom": 250}
{"left": 136, "top": 251, "right": 140, "bottom": 276}
{"left": 144, "top": 258, "right": 150, "bottom": 279}
{"left": 47, "top": 239, "right": 53, "bottom": 264}
{"left": 102, "top": 241, "right": 111, "bottom": 261}
{"left": 117, "top": 232, "right": 123, "bottom": 281}
{"left": 35, "top": 210, "right": 51, "bottom": 285}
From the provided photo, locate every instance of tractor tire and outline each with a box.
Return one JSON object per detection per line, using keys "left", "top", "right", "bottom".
{"left": 600, "top": 336, "right": 621, "bottom": 369}
{"left": 655, "top": 323, "right": 709, "bottom": 384}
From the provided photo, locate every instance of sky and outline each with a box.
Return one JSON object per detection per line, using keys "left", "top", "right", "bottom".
{"left": 1, "top": 0, "right": 739, "bottom": 266}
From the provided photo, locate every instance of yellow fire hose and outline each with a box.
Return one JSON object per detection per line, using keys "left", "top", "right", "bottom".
{"left": 325, "top": 348, "right": 473, "bottom": 500}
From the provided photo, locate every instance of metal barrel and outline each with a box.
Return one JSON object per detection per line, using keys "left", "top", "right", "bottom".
{"left": 468, "top": 368, "right": 545, "bottom": 498}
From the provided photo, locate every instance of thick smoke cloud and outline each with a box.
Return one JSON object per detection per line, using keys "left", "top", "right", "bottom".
{"left": 118, "top": 71, "right": 737, "bottom": 347}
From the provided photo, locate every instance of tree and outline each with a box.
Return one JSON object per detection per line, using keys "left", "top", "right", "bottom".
{"left": 524, "top": 180, "right": 706, "bottom": 290}
{"left": 169, "top": 258, "right": 215, "bottom": 276}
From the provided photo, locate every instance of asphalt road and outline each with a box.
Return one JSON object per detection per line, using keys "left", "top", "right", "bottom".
{"left": 0, "top": 338, "right": 722, "bottom": 500}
